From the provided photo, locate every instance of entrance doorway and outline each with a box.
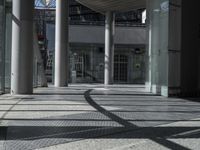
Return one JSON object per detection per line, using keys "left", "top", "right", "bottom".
{"left": 74, "top": 54, "right": 85, "bottom": 78}
{"left": 114, "top": 54, "right": 128, "bottom": 83}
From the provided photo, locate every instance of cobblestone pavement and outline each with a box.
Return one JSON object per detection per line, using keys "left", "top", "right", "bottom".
{"left": 0, "top": 84, "right": 200, "bottom": 150}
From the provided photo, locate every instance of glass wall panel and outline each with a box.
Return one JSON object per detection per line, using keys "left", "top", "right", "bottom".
{"left": 159, "top": 0, "right": 169, "bottom": 87}
{"left": 5, "top": 6, "right": 12, "bottom": 91}
{"left": 1, "top": 0, "right": 44, "bottom": 93}
{"left": 0, "top": 0, "right": 5, "bottom": 94}
{"left": 146, "top": 0, "right": 169, "bottom": 94}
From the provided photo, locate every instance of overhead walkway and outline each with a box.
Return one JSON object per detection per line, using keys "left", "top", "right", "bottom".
{"left": 0, "top": 84, "right": 200, "bottom": 150}
{"left": 76, "top": 0, "right": 146, "bottom": 13}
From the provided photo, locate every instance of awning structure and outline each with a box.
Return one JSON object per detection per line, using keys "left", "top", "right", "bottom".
{"left": 76, "top": 0, "right": 146, "bottom": 13}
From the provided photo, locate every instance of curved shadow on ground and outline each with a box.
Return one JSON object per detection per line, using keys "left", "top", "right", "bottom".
{"left": 84, "top": 89, "right": 195, "bottom": 150}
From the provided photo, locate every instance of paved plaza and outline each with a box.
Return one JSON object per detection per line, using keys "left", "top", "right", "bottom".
{"left": 0, "top": 84, "right": 200, "bottom": 150}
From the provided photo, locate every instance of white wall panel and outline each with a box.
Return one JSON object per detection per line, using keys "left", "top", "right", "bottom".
{"left": 46, "top": 24, "right": 146, "bottom": 51}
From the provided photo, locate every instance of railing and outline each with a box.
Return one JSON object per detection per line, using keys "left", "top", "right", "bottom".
{"left": 69, "top": 20, "right": 146, "bottom": 27}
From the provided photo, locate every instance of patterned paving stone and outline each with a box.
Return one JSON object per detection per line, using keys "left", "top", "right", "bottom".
{"left": 0, "top": 84, "right": 199, "bottom": 150}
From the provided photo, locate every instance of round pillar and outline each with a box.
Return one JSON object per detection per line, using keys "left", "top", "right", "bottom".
{"left": 104, "top": 11, "right": 115, "bottom": 85}
{"left": 54, "top": 0, "right": 69, "bottom": 87}
{"left": 11, "top": 0, "right": 34, "bottom": 94}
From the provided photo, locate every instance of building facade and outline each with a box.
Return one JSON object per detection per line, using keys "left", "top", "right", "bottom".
{"left": 46, "top": 24, "right": 146, "bottom": 84}
{"left": 0, "top": 0, "right": 146, "bottom": 94}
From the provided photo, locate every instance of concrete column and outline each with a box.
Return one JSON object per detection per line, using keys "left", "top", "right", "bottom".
{"left": 104, "top": 11, "right": 115, "bottom": 85}
{"left": 179, "top": 0, "right": 200, "bottom": 96}
{"left": 163, "top": 0, "right": 181, "bottom": 96}
{"left": 54, "top": 0, "right": 69, "bottom": 87}
{"left": 11, "top": 0, "right": 34, "bottom": 94}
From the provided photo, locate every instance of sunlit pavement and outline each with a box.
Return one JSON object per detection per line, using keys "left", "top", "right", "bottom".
{"left": 0, "top": 84, "right": 200, "bottom": 150}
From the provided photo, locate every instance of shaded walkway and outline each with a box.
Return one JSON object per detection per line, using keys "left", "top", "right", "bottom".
{"left": 0, "top": 84, "right": 200, "bottom": 150}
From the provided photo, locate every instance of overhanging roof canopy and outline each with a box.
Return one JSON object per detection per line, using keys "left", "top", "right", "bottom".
{"left": 76, "top": 0, "right": 146, "bottom": 13}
